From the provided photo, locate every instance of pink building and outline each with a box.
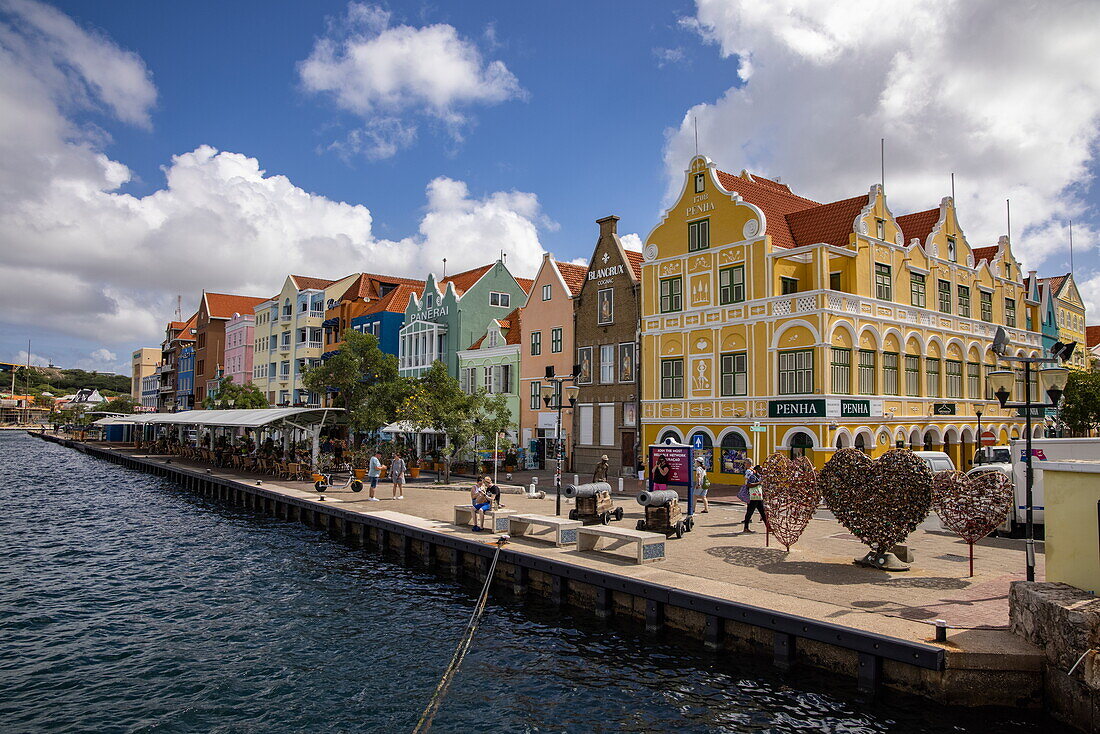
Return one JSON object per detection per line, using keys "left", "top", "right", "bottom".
{"left": 223, "top": 312, "right": 255, "bottom": 388}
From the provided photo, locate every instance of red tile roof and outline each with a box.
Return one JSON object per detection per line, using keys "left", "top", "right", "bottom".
{"left": 972, "top": 245, "right": 999, "bottom": 264}
{"left": 515, "top": 277, "right": 533, "bottom": 294}
{"left": 288, "top": 274, "right": 336, "bottom": 291}
{"left": 364, "top": 283, "right": 419, "bottom": 315}
{"left": 173, "top": 312, "right": 198, "bottom": 342}
{"left": 339, "top": 272, "right": 426, "bottom": 302}
{"left": 896, "top": 208, "right": 939, "bottom": 247}
{"left": 204, "top": 292, "right": 268, "bottom": 319}
{"left": 440, "top": 264, "right": 494, "bottom": 295}
{"left": 1038, "top": 274, "right": 1068, "bottom": 296}
{"left": 1086, "top": 325, "right": 1100, "bottom": 348}
{"left": 625, "top": 250, "right": 644, "bottom": 279}
{"left": 786, "top": 194, "right": 867, "bottom": 248}
{"left": 468, "top": 308, "right": 522, "bottom": 349}
{"left": 715, "top": 170, "right": 820, "bottom": 249}
{"left": 555, "top": 261, "right": 587, "bottom": 295}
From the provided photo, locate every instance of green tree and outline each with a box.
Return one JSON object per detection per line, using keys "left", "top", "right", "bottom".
{"left": 301, "top": 331, "right": 409, "bottom": 433}
{"left": 1059, "top": 370, "right": 1100, "bottom": 436}
{"left": 202, "top": 375, "right": 268, "bottom": 409}
{"left": 90, "top": 396, "right": 138, "bottom": 414}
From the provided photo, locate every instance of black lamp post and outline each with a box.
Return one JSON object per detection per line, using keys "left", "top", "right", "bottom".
{"left": 974, "top": 408, "right": 983, "bottom": 466}
{"left": 988, "top": 327, "right": 1075, "bottom": 582}
{"left": 541, "top": 365, "right": 579, "bottom": 516}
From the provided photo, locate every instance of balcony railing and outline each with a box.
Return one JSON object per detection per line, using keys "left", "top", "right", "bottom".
{"left": 307, "top": 341, "right": 322, "bottom": 350}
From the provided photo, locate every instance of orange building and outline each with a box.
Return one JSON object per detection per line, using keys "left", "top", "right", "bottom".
{"left": 193, "top": 292, "right": 268, "bottom": 403}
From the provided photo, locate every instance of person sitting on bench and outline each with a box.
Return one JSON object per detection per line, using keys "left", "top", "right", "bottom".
{"left": 482, "top": 475, "right": 504, "bottom": 508}
{"left": 470, "top": 479, "right": 492, "bottom": 532}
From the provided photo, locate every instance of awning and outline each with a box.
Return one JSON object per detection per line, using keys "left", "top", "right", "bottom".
{"left": 379, "top": 420, "right": 441, "bottom": 435}
{"left": 321, "top": 318, "right": 338, "bottom": 328}
{"left": 109, "top": 407, "right": 343, "bottom": 428}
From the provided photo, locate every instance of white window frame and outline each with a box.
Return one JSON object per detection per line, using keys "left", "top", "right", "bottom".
{"left": 599, "top": 344, "right": 615, "bottom": 384}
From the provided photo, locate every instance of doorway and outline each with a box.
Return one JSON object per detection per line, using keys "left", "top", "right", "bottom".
{"left": 620, "top": 431, "right": 634, "bottom": 476}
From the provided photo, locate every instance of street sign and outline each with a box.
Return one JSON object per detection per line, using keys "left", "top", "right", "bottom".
{"left": 980, "top": 430, "right": 996, "bottom": 446}
{"left": 933, "top": 403, "right": 956, "bottom": 416}
{"left": 692, "top": 434, "right": 705, "bottom": 449}
{"left": 750, "top": 425, "right": 767, "bottom": 433}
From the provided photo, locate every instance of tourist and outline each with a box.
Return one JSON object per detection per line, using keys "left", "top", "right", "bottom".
{"left": 470, "top": 478, "right": 492, "bottom": 532}
{"left": 366, "top": 450, "right": 383, "bottom": 501}
{"left": 651, "top": 456, "right": 671, "bottom": 492}
{"left": 482, "top": 475, "right": 502, "bottom": 508}
{"left": 390, "top": 453, "right": 407, "bottom": 500}
{"left": 693, "top": 458, "right": 710, "bottom": 513}
{"left": 593, "top": 454, "right": 609, "bottom": 482}
{"left": 333, "top": 437, "right": 345, "bottom": 464}
{"left": 742, "top": 464, "right": 766, "bottom": 532}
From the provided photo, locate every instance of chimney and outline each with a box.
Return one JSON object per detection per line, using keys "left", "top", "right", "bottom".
{"left": 596, "top": 215, "right": 619, "bottom": 237}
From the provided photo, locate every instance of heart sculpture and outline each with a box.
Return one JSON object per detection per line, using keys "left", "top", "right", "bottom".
{"left": 819, "top": 448, "right": 933, "bottom": 560}
{"left": 760, "top": 452, "right": 819, "bottom": 551}
{"left": 932, "top": 470, "right": 1013, "bottom": 576}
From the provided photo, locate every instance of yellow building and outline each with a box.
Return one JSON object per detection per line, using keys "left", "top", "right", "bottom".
{"left": 639, "top": 155, "right": 1042, "bottom": 481}
{"left": 1038, "top": 274, "right": 1089, "bottom": 371}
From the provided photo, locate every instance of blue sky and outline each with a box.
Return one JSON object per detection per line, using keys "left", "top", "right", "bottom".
{"left": 2, "top": 0, "right": 1099, "bottom": 376}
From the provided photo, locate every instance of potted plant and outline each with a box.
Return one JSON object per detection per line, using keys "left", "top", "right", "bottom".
{"left": 408, "top": 453, "right": 421, "bottom": 479}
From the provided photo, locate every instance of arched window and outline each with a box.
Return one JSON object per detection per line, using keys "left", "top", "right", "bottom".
{"left": 790, "top": 431, "right": 813, "bottom": 459}
{"left": 720, "top": 432, "right": 748, "bottom": 474}
{"left": 690, "top": 431, "right": 713, "bottom": 473}
{"left": 659, "top": 430, "right": 681, "bottom": 444}
{"left": 854, "top": 433, "right": 867, "bottom": 454}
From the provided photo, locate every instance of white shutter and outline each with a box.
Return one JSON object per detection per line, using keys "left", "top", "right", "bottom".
{"left": 578, "top": 404, "right": 594, "bottom": 445}
{"left": 599, "top": 404, "right": 615, "bottom": 446}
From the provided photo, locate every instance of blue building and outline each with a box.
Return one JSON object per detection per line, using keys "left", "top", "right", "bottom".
{"left": 176, "top": 345, "right": 195, "bottom": 411}
{"left": 322, "top": 274, "right": 424, "bottom": 360}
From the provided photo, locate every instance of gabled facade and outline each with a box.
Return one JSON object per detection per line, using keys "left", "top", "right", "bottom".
{"left": 571, "top": 216, "right": 644, "bottom": 479}
{"left": 398, "top": 260, "right": 531, "bottom": 379}
{"left": 457, "top": 308, "right": 522, "bottom": 444}
{"left": 194, "top": 291, "right": 267, "bottom": 402}
{"left": 519, "top": 254, "right": 587, "bottom": 469}
{"left": 322, "top": 272, "right": 424, "bottom": 359}
{"left": 251, "top": 273, "right": 359, "bottom": 406}
{"left": 157, "top": 312, "right": 197, "bottom": 412}
{"left": 1039, "top": 274, "right": 1089, "bottom": 371}
{"left": 223, "top": 312, "right": 255, "bottom": 389}
{"left": 640, "top": 155, "right": 1040, "bottom": 478}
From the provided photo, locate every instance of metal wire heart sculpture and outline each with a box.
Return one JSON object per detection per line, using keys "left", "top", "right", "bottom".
{"left": 761, "top": 452, "right": 819, "bottom": 551}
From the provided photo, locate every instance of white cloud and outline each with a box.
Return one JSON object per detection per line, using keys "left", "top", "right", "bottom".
{"left": 620, "top": 233, "right": 644, "bottom": 252}
{"left": 89, "top": 348, "right": 116, "bottom": 363}
{"left": 0, "top": 2, "right": 552, "bottom": 351}
{"left": 653, "top": 47, "right": 686, "bottom": 68}
{"left": 14, "top": 350, "right": 50, "bottom": 367}
{"left": 672, "top": 0, "right": 1100, "bottom": 278}
{"left": 299, "top": 2, "right": 524, "bottom": 157}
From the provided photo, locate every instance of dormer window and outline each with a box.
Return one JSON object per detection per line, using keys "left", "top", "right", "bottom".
{"left": 488, "top": 330, "right": 500, "bottom": 348}
{"left": 694, "top": 173, "right": 705, "bottom": 193}
{"left": 875, "top": 218, "right": 885, "bottom": 240}
{"left": 425, "top": 294, "right": 434, "bottom": 308}
{"left": 946, "top": 236, "right": 957, "bottom": 263}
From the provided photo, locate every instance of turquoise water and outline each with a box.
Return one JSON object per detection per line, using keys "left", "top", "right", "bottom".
{"left": 0, "top": 433, "right": 1059, "bottom": 732}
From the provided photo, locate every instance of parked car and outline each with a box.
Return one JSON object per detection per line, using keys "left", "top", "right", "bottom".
{"left": 974, "top": 445, "right": 1011, "bottom": 465}
{"left": 913, "top": 451, "right": 955, "bottom": 474}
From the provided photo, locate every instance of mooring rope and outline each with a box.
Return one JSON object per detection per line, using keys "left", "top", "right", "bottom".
{"left": 412, "top": 538, "right": 505, "bottom": 733}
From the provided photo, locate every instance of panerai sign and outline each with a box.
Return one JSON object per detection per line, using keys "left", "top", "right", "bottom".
{"left": 769, "top": 399, "right": 883, "bottom": 419}
{"left": 413, "top": 306, "right": 448, "bottom": 321}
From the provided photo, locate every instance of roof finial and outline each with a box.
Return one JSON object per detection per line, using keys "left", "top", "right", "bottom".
{"left": 950, "top": 172, "right": 955, "bottom": 202}
{"left": 694, "top": 115, "right": 699, "bottom": 157}
{"left": 1068, "top": 219, "right": 1074, "bottom": 271}
{"left": 442, "top": 257, "right": 447, "bottom": 279}
{"left": 880, "top": 137, "right": 885, "bottom": 190}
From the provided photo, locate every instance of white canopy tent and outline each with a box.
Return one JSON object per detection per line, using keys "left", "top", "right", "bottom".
{"left": 110, "top": 408, "right": 343, "bottom": 465}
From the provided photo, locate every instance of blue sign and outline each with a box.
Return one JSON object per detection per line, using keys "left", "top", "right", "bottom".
{"left": 692, "top": 434, "right": 705, "bottom": 449}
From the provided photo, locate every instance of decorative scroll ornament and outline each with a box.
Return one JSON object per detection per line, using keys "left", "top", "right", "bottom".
{"left": 819, "top": 448, "right": 933, "bottom": 557}
{"left": 761, "top": 453, "right": 819, "bottom": 551}
{"left": 932, "top": 470, "right": 1013, "bottom": 576}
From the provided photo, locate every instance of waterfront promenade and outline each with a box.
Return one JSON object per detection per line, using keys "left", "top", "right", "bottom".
{"left": 40, "top": 436, "right": 1046, "bottom": 708}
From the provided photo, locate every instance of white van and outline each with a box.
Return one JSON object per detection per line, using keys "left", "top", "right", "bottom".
{"left": 1003, "top": 437, "right": 1100, "bottom": 533}
{"left": 913, "top": 451, "right": 955, "bottom": 474}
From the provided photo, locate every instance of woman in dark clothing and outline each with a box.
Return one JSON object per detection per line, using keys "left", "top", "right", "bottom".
{"left": 651, "top": 456, "right": 671, "bottom": 491}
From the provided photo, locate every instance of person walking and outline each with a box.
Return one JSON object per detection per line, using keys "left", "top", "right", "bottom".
{"left": 470, "top": 478, "right": 492, "bottom": 532}
{"left": 592, "top": 455, "right": 609, "bottom": 483}
{"left": 742, "top": 464, "right": 766, "bottom": 532}
{"left": 390, "top": 453, "right": 407, "bottom": 500}
{"left": 366, "top": 450, "right": 383, "bottom": 502}
{"left": 693, "top": 458, "right": 710, "bottom": 513}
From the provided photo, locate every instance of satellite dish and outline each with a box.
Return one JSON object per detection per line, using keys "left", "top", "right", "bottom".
{"left": 991, "top": 327, "right": 1009, "bottom": 357}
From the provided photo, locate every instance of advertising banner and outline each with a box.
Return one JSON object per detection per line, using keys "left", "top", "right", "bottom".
{"left": 648, "top": 440, "right": 695, "bottom": 514}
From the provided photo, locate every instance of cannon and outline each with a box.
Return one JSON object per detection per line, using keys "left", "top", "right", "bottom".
{"left": 564, "top": 482, "right": 623, "bottom": 525}
{"left": 635, "top": 489, "right": 694, "bottom": 538}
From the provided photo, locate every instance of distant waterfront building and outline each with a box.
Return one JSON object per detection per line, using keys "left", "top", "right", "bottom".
{"left": 518, "top": 254, "right": 586, "bottom": 470}
{"left": 140, "top": 373, "right": 159, "bottom": 411}
{"left": 157, "top": 312, "right": 197, "bottom": 412}
{"left": 570, "top": 216, "right": 644, "bottom": 479}
{"left": 130, "top": 348, "right": 159, "bottom": 402}
{"left": 639, "top": 155, "right": 1041, "bottom": 479}
{"left": 457, "top": 309, "right": 522, "bottom": 443}
{"left": 223, "top": 311, "right": 256, "bottom": 390}
{"left": 252, "top": 274, "right": 359, "bottom": 406}
{"left": 398, "top": 261, "right": 531, "bottom": 379}
{"left": 193, "top": 292, "right": 268, "bottom": 403}
{"left": 176, "top": 345, "right": 195, "bottom": 411}
{"left": 321, "top": 272, "right": 425, "bottom": 359}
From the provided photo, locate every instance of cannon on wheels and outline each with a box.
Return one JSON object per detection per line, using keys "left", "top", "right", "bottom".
{"left": 635, "top": 489, "right": 694, "bottom": 538}
{"left": 564, "top": 482, "right": 623, "bottom": 525}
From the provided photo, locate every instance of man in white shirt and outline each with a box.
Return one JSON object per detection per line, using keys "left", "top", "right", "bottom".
{"left": 367, "top": 451, "right": 383, "bottom": 501}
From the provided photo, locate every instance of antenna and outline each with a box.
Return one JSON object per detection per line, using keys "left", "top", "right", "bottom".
{"left": 950, "top": 172, "right": 955, "bottom": 201}
{"left": 694, "top": 116, "right": 698, "bottom": 157}
{"left": 1006, "top": 199, "right": 1011, "bottom": 243}
{"left": 176, "top": 295, "right": 182, "bottom": 320}
{"left": 880, "top": 138, "right": 885, "bottom": 189}
{"left": 442, "top": 257, "right": 447, "bottom": 279}
{"left": 1068, "top": 220, "right": 1074, "bottom": 271}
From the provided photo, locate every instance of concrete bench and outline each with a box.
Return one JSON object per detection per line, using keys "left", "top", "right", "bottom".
{"left": 508, "top": 513, "right": 582, "bottom": 547}
{"left": 577, "top": 526, "right": 666, "bottom": 564}
{"left": 454, "top": 504, "right": 517, "bottom": 533}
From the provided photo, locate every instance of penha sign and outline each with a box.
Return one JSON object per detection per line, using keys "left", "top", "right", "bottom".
{"left": 769, "top": 398, "right": 882, "bottom": 419}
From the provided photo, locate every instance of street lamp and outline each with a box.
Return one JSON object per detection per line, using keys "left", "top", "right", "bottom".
{"left": 974, "top": 407, "right": 983, "bottom": 466}
{"left": 541, "top": 366, "right": 579, "bottom": 516}
{"left": 988, "top": 327, "right": 1075, "bottom": 582}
